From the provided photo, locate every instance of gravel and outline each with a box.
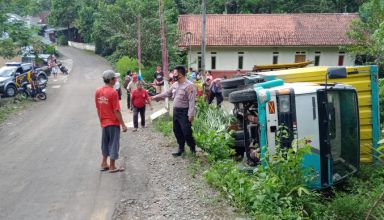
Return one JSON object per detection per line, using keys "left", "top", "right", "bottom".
{"left": 111, "top": 125, "right": 245, "bottom": 220}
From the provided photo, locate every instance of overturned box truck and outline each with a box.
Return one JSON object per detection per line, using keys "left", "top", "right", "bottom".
{"left": 223, "top": 66, "right": 380, "bottom": 189}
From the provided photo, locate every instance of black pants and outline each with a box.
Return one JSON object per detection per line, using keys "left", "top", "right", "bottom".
{"left": 133, "top": 106, "right": 146, "bottom": 128}
{"left": 127, "top": 92, "right": 131, "bottom": 109}
{"left": 208, "top": 92, "right": 224, "bottom": 108}
{"left": 173, "top": 108, "right": 196, "bottom": 152}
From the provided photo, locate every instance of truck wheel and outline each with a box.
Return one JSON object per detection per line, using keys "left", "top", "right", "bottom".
{"left": 5, "top": 85, "right": 17, "bottom": 97}
{"left": 229, "top": 89, "right": 257, "bottom": 103}
{"left": 232, "top": 130, "right": 250, "bottom": 140}
{"left": 223, "top": 87, "right": 239, "bottom": 98}
{"left": 234, "top": 139, "right": 251, "bottom": 148}
{"left": 221, "top": 77, "right": 245, "bottom": 89}
{"left": 235, "top": 147, "right": 245, "bottom": 157}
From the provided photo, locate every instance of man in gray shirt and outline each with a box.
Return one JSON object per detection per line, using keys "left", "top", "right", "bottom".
{"left": 152, "top": 65, "right": 196, "bottom": 156}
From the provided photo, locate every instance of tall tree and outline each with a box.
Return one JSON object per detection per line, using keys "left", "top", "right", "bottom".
{"left": 75, "top": 0, "right": 99, "bottom": 43}
{"left": 48, "top": 0, "right": 78, "bottom": 40}
{"left": 347, "top": 0, "right": 384, "bottom": 66}
{"left": 0, "top": 0, "right": 37, "bottom": 58}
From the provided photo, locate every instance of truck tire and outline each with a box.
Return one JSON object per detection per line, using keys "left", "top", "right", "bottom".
{"left": 221, "top": 77, "right": 245, "bottom": 89}
{"left": 229, "top": 89, "right": 257, "bottom": 103}
{"left": 223, "top": 87, "right": 239, "bottom": 98}
{"left": 235, "top": 147, "right": 245, "bottom": 157}
{"left": 234, "top": 139, "right": 251, "bottom": 148}
{"left": 232, "top": 130, "right": 250, "bottom": 140}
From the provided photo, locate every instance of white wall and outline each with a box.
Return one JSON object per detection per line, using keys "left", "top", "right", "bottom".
{"left": 188, "top": 46, "right": 355, "bottom": 71}
{"left": 68, "top": 41, "right": 96, "bottom": 52}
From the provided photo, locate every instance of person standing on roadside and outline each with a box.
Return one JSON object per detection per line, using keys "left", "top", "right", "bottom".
{"left": 204, "top": 70, "right": 213, "bottom": 101}
{"left": 126, "top": 74, "right": 139, "bottom": 111}
{"left": 152, "top": 65, "right": 196, "bottom": 156}
{"left": 49, "top": 55, "right": 58, "bottom": 78}
{"left": 95, "top": 70, "right": 128, "bottom": 173}
{"left": 131, "top": 81, "right": 152, "bottom": 132}
{"left": 123, "top": 70, "right": 132, "bottom": 110}
{"left": 153, "top": 65, "right": 164, "bottom": 94}
{"left": 30, "top": 69, "right": 38, "bottom": 101}
{"left": 194, "top": 73, "right": 204, "bottom": 97}
{"left": 187, "top": 67, "right": 197, "bottom": 82}
{"left": 208, "top": 77, "right": 224, "bottom": 108}
{"left": 114, "top": 73, "right": 122, "bottom": 100}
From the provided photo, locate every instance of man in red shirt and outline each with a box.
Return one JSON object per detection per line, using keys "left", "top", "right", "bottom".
{"left": 95, "top": 70, "right": 128, "bottom": 173}
{"left": 131, "top": 81, "right": 151, "bottom": 131}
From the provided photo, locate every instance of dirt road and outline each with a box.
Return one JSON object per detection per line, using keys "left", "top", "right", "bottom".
{"left": 0, "top": 47, "right": 240, "bottom": 220}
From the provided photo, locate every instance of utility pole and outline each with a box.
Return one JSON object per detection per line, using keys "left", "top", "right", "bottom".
{"left": 201, "top": 0, "right": 207, "bottom": 76}
{"left": 137, "top": 15, "right": 142, "bottom": 75}
{"left": 159, "top": 0, "right": 168, "bottom": 75}
{"left": 159, "top": 0, "right": 169, "bottom": 110}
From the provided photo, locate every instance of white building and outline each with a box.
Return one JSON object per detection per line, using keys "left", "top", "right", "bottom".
{"left": 178, "top": 13, "right": 358, "bottom": 74}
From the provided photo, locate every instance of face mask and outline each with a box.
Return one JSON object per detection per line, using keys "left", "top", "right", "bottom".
{"left": 173, "top": 74, "right": 180, "bottom": 81}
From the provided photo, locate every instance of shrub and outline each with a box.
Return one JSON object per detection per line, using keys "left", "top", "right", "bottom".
{"left": 153, "top": 116, "right": 173, "bottom": 137}
{"left": 192, "top": 98, "right": 235, "bottom": 161}
{"left": 204, "top": 145, "right": 321, "bottom": 219}
{"left": 57, "top": 34, "right": 68, "bottom": 46}
{"left": 44, "top": 45, "right": 56, "bottom": 55}
{"left": 141, "top": 66, "right": 156, "bottom": 83}
{"left": 115, "top": 56, "right": 139, "bottom": 76}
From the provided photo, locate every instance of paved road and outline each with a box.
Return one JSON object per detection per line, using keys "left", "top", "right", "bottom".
{"left": 0, "top": 47, "right": 125, "bottom": 220}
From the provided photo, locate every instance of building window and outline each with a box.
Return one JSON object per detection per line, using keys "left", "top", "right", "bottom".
{"left": 338, "top": 52, "right": 345, "bottom": 66}
{"left": 314, "top": 51, "right": 321, "bottom": 66}
{"left": 238, "top": 52, "right": 244, "bottom": 69}
{"left": 273, "top": 52, "right": 279, "bottom": 64}
{"left": 295, "top": 51, "right": 306, "bottom": 63}
{"left": 211, "top": 56, "right": 216, "bottom": 70}
{"left": 198, "top": 56, "right": 202, "bottom": 70}
{"left": 210, "top": 52, "right": 217, "bottom": 70}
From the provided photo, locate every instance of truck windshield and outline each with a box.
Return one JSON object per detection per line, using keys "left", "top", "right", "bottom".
{"left": 326, "top": 90, "right": 359, "bottom": 182}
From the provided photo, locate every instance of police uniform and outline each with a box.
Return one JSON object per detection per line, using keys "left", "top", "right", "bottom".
{"left": 154, "top": 80, "right": 196, "bottom": 154}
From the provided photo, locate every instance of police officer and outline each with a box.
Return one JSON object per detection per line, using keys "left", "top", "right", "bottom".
{"left": 152, "top": 65, "right": 196, "bottom": 156}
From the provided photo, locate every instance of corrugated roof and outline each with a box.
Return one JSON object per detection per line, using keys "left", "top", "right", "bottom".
{"left": 178, "top": 13, "right": 359, "bottom": 47}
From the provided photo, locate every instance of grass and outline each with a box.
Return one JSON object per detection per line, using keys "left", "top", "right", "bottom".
{"left": 153, "top": 115, "right": 173, "bottom": 137}
{"left": 0, "top": 96, "right": 31, "bottom": 124}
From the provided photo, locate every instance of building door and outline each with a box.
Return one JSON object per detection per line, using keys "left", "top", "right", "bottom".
{"left": 295, "top": 55, "right": 306, "bottom": 63}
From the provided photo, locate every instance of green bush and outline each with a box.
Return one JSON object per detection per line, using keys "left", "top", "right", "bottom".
{"left": 153, "top": 116, "right": 173, "bottom": 137}
{"left": 204, "top": 145, "right": 320, "bottom": 219}
{"left": 44, "top": 45, "right": 56, "bottom": 55}
{"left": 115, "top": 56, "right": 139, "bottom": 76}
{"left": 192, "top": 98, "right": 235, "bottom": 161}
{"left": 57, "top": 34, "right": 68, "bottom": 46}
{"left": 141, "top": 66, "right": 156, "bottom": 83}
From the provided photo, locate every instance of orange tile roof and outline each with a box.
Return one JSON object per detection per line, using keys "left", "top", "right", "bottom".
{"left": 178, "top": 13, "right": 358, "bottom": 47}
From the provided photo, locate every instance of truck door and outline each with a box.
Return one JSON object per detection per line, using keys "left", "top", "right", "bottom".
{"left": 317, "top": 89, "right": 360, "bottom": 187}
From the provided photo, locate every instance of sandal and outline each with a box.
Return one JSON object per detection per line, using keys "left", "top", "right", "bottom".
{"left": 109, "top": 167, "right": 125, "bottom": 173}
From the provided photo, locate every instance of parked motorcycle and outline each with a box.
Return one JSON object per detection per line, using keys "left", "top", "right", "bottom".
{"left": 57, "top": 62, "right": 68, "bottom": 75}
{"left": 17, "top": 81, "right": 47, "bottom": 100}
{"left": 17, "top": 82, "right": 33, "bottom": 99}
{"left": 36, "top": 80, "right": 47, "bottom": 100}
